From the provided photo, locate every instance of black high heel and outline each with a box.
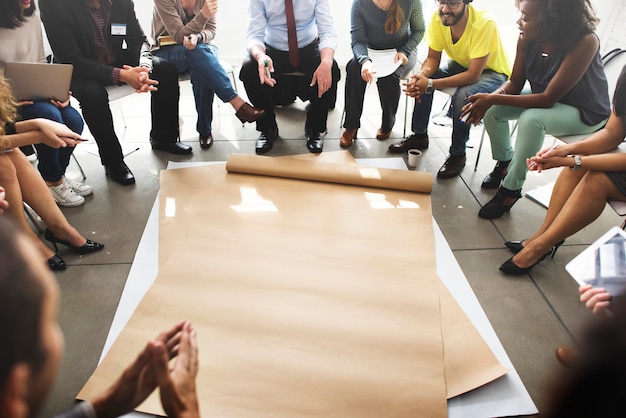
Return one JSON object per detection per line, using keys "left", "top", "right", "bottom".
{"left": 47, "top": 255, "right": 67, "bottom": 271}
{"left": 499, "top": 249, "right": 553, "bottom": 275}
{"left": 505, "top": 239, "right": 564, "bottom": 255}
{"left": 44, "top": 229, "right": 104, "bottom": 255}
{"left": 505, "top": 240, "right": 526, "bottom": 254}
{"left": 478, "top": 187, "right": 522, "bottom": 219}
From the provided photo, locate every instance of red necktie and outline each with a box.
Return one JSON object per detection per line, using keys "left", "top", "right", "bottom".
{"left": 285, "top": 0, "right": 300, "bottom": 68}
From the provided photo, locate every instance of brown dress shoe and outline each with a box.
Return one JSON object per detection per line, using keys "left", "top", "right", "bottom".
{"left": 340, "top": 128, "right": 357, "bottom": 148}
{"left": 199, "top": 132, "right": 213, "bottom": 149}
{"left": 235, "top": 102, "right": 265, "bottom": 123}
{"left": 376, "top": 128, "right": 391, "bottom": 140}
{"left": 437, "top": 155, "right": 466, "bottom": 179}
{"left": 555, "top": 346, "right": 577, "bottom": 367}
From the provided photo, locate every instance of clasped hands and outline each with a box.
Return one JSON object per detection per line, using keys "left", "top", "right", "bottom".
{"left": 120, "top": 65, "right": 159, "bottom": 93}
{"left": 256, "top": 54, "right": 333, "bottom": 98}
{"left": 90, "top": 320, "right": 200, "bottom": 418}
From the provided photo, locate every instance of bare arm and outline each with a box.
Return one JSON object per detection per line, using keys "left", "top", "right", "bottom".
{"left": 528, "top": 110, "right": 626, "bottom": 172}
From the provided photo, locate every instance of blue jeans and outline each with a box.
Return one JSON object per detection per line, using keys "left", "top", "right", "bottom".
{"left": 19, "top": 102, "right": 84, "bottom": 182}
{"left": 153, "top": 43, "right": 237, "bottom": 135}
{"left": 411, "top": 61, "right": 507, "bottom": 157}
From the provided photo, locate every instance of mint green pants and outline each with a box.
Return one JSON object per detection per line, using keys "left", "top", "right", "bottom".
{"left": 484, "top": 101, "right": 607, "bottom": 191}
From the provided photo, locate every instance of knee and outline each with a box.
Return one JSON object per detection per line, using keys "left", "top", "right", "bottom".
{"left": 152, "top": 59, "right": 179, "bottom": 83}
{"left": 239, "top": 55, "right": 259, "bottom": 82}
{"left": 0, "top": 156, "right": 17, "bottom": 184}
{"left": 579, "top": 171, "right": 612, "bottom": 197}
{"left": 23, "top": 103, "right": 63, "bottom": 122}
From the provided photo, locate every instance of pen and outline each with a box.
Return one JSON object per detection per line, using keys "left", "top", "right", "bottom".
{"left": 264, "top": 59, "right": 271, "bottom": 79}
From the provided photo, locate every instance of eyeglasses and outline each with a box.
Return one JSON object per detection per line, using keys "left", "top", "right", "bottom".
{"left": 436, "top": 0, "right": 464, "bottom": 8}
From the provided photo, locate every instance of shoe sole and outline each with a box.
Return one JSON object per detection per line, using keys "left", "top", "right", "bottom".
{"left": 55, "top": 198, "right": 85, "bottom": 207}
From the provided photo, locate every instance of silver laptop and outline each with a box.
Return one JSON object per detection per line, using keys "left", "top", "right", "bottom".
{"left": 4, "top": 62, "right": 73, "bottom": 102}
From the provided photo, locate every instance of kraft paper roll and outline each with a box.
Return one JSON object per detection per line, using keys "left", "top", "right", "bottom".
{"left": 226, "top": 153, "right": 433, "bottom": 194}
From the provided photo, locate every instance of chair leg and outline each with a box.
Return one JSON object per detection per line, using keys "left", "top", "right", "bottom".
{"left": 403, "top": 91, "right": 409, "bottom": 138}
{"left": 71, "top": 153, "right": 86, "bottom": 180}
{"left": 474, "top": 126, "right": 487, "bottom": 171}
{"left": 24, "top": 203, "right": 43, "bottom": 235}
{"left": 621, "top": 217, "right": 626, "bottom": 230}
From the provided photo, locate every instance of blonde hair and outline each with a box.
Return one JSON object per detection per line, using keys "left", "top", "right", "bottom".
{"left": 384, "top": 0, "right": 405, "bottom": 34}
{"left": 0, "top": 76, "right": 17, "bottom": 135}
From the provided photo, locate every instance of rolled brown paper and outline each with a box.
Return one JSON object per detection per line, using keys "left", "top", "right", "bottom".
{"left": 225, "top": 153, "right": 433, "bottom": 194}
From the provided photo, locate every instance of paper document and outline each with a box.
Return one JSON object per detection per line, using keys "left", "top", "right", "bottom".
{"left": 367, "top": 48, "right": 402, "bottom": 78}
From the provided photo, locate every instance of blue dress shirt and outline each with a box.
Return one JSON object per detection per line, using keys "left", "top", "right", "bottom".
{"left": 246, "top": 0, "right": 338, "bottom": 53}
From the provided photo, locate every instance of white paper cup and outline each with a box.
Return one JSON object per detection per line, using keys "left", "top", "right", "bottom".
{"left": 407, "top": 149, "right": 422, "bottom": 168}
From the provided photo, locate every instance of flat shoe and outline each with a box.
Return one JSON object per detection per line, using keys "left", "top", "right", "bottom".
{"left": 340, "top": 128, "right": 357, "bottom": 148}
{"left": 376, "top": 128, "right": 391, "bottom": 140}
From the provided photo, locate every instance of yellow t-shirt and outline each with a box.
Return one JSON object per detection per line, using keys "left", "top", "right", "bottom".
{"left": 425, "top": 5, "right": 511, "bottom": 77}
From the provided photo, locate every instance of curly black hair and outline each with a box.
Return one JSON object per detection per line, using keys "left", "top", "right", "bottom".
{"left": 0, "top": 0, "right": 37, "bottom": 29}
{"left": 515, "top": 0, "right": 599, "bottom": 48}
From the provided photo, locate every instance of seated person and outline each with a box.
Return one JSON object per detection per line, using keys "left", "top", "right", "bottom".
{"left": 40, "top": 0, "right": 192, "bottom": 187}
{"left": 239, "top": 0, "right": 341, "bottom": 155}
{"left": 497, "top": 64, "right": 626, "bottom": 275}
{"left": 0, "top": 75, "right": 104, "bottom": 271}
{"left": 0, "top": 217, "right": 200, "bottom": 418}
{"left": 389, "top": 0, "right": 510, "bottom": 180}
{"left": 151, "top": 0, "right": 264, "bottom": 150}
{"left": 463, "top": 0, "right": 610, "bottom": 219}
{"left": 0, "top": 0, "right": 91, "bottom": 207}
{"left": 340, "top": 0, "right": 425, "bottom": 148}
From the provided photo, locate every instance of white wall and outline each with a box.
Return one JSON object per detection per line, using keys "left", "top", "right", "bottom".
{"left": 133, "top": 0, "right": 619, "bottom": 66}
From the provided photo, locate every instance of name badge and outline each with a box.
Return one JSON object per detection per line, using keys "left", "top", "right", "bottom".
{"left": 111, "top": 23, "right": 126, "bottom": 35}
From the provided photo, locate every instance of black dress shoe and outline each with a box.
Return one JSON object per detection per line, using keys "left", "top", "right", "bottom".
{"left": 388, "top": 133, "right": 429, "bottom": 153}
{"left": 437, "top": 154, "right": 466, "bottom": 179}
{"left": 199, "top": 133, "right": 213, "bottom": 149}
{"left": 478, "top": 187, "right": 521, "bottom": 219}
{"left": 305, "top": 130, "right": 323, "bottom": 154}
{"left": 481, "top": 160, "right": 510, "bottom": 189}
{"left": 151, "top": 141, "right": 193, "bottom": 155}
{"left": 105, "top": 161, "right": 135, "bottom": 186}
{"left": 255, "top": 128, "right": 279, "bottom": 154}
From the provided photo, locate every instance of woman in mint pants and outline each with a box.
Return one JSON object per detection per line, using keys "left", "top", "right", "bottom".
{"left": 460, "top": 0, "right": 610, "bottom": 219}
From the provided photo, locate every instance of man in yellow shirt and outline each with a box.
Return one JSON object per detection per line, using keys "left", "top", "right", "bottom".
{"left": 389, "top": 0, "right": 510, "bottom": 179}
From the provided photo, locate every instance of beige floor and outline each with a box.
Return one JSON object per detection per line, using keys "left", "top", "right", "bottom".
{"left": 36, "top": 72, "right": 623, "bottom": 418}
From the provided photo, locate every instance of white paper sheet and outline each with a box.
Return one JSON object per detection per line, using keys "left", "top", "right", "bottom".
{"left": 367, "top": 48, "right": 402, "bottom": 78}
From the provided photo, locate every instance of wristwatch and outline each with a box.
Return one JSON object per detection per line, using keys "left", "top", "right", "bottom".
{"left": 425, "top": 78, "right": 434, "bottom": 94}
{"left": 570, "top": 155, "right": 582, "bottom": 171}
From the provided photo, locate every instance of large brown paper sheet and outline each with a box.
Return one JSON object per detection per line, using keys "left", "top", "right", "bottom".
{"left": 439, "top": 282, "right": 508, "bottom": 398}
{"left": 79, "top": 155, "right": 505, "bottom": 417}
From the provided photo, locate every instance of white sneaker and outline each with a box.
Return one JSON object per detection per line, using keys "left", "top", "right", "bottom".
{"left": 48, "top": 182, "right": 85, "bottom": 207}
{"left": 63, "top": 176, "right": 93, "bottom": 197}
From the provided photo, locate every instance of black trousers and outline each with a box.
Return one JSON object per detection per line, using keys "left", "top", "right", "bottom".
{"left": 239, "top": 40, "right": 340, "bottom": 134}
{"left": 70, "top": 56, "right": 179, "bottom": 166}
{"left": 343, "top": 58, "right": 402, "bottom": 132}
